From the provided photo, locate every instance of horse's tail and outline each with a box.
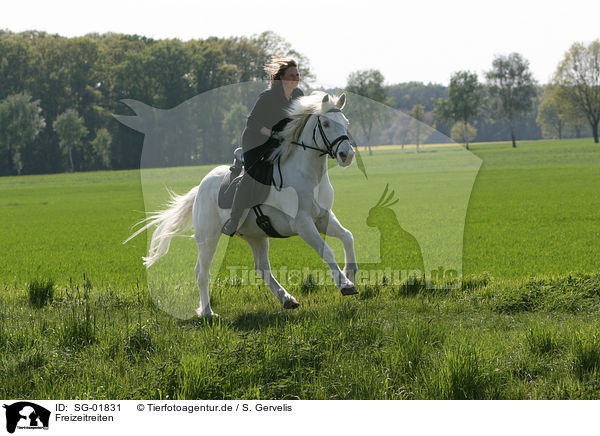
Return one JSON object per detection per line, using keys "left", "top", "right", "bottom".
{"left": 124, "top": 185, "right": 199, "bottom": 267}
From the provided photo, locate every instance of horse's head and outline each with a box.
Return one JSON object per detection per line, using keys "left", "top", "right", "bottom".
{"left": 279, "top": 92, "right": 356, "bottom": 167}
{"left": 316, "top": 93, "right": 355, "bottom": 167}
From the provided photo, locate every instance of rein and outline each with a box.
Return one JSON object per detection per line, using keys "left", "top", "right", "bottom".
{"left": 290, "top": 108, "right": 350, "bottom": 159}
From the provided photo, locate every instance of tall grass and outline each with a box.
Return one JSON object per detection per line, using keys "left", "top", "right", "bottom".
{"left": 572, "top": 330, "right": 600, "bottom": 380}
{"left": 58, "top": 296, "right": 96, "bottom": 349}
{"left": 2, "top": 273, "right": 600, "bottom": 399}
{"left": 27, "top": 278, "right": 54, "bottom": 308}
{"left": 525, "top": 324, "right": 563, "bottom": 356}
{"left": 434, "top": 346, "right": 489, "bottom": 400}
{"left": 1, "top": 140, "right": 600, "bottom": 399}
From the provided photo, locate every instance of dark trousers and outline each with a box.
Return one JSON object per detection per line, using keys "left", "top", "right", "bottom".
{"left": 227, "top": 139, "right": 277, "bottom": 232}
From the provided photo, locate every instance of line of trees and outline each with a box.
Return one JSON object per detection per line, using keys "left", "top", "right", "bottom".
{"left": 347, "top": 42, "right": 600, "bottom": 149}
{"left": 0, "top": 29, "right": 311, "bottom": 176}
{"left": 2, "top": 30, "right": 599, "bottom": 176}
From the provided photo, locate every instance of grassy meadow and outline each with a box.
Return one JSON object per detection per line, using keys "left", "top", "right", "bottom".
{"left": 1, "top": 138, "right": 600, "bottom": 399}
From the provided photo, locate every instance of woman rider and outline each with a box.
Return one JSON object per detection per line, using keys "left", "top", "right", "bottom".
{"left": 221, "top": 57, "right": 304, "bottom": 236}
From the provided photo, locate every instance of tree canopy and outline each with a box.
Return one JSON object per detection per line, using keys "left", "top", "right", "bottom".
{"left": 553, "top": 40, "right": 600, "bottom": 143}
{"left": 486, "top": 53, "right": 538, "bottom": 147}
{"left": 434, "top": 71, "right": 483, "bottom": 149}
{"left": 53, "top": 109, "right": 89, "bottom": 172}
{"left": 345, "top": 69, "right": 391, "bottom": 155}
{"left": 0, "top": 30, "right": 310, "bottom": 175}
{"left": 0, "top": 94, "right": 45, "bottom": 175}
{"left": 1, "top": 30, "right": 597, "bottom": 176}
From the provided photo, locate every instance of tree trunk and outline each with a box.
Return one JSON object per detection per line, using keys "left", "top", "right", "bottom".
{"left": 6, "top": 144, "right": 15, "bottom": 174}
{"left": 592, "top": 121, "right": 599, "bottom": 144}
{"left": 558, "top": 120, "right": 563, "bottom": 140}
{"left": 68, "top": 147, "right": 74, "bottom": 172}
{"left": 511, "top": 122, "right": 517, "bottom": 148}
{"left": 463, "top": 122, "right": 470, "bottom": 150}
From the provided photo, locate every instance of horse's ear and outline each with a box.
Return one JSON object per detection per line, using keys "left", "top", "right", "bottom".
{"left": 321, "top": 94, "right": 329, "bottom": 103}
{"left": 336, "top": 93, "right": 346, "bottom": 109}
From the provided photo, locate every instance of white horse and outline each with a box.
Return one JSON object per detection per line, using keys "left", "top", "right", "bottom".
{"left": 127, "top": 92, "right": 358, "bottom": 317}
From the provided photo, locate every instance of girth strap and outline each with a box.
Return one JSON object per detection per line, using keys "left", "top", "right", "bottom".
{"left": 252, "top": 206, "right": 289, "bottom": 238}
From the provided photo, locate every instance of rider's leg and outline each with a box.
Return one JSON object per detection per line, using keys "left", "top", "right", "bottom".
{"left": 221, "top": 173, "right": 271, "bottom": 236}
{"left": 222, "top": 140, "right": 275, "bottom": 237}
{"left": 221, "top": 174, "right": 251, "bottom": 236}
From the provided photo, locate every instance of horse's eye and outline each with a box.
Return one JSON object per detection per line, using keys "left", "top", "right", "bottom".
{"left": 323, "top": 121, "right": 330, "bottom": 128}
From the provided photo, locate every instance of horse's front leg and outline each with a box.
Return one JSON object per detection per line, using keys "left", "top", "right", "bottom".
{"left": 242, "top": 235, "right": 300, "bottom": 309}
{"left": 316, "top": 211, "right": 358, "bottom": 284}
{"left": 294, "top": 214, "right": 358, "bottom": 295}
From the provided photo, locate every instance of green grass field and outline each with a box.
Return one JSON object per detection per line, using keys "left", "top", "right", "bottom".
{"left": 1, "top": 138, "right": 600, "bottom": 399}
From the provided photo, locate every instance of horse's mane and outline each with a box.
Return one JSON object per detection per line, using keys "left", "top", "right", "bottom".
{"left": 268, "top": 92, "right": 344, "bottom": 162}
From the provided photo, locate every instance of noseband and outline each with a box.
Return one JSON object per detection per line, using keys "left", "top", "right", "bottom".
{"left": 291, "top": 108, "right": 351, "bottom": 159}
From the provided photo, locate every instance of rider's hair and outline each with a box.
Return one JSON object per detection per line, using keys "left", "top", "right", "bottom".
{"left": 265, "top": 56, "right": 298, "bottom": 87}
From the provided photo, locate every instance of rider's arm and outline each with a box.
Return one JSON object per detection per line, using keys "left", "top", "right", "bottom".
{"left": 247, "top": 91, "right": 273, "bottom": 137}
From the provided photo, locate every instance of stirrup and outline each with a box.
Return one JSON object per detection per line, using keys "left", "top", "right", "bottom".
{"left": 221, "top": 219, "right": 237, "bottom": 237}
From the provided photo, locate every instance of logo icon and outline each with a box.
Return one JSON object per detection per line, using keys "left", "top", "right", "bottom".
{"left": 3, "top": 402, "right": 50, "bottom": 434}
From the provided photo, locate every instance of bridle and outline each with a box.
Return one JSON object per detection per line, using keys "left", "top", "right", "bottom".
{"left": 291, "top": 108, "right": 352, "bottom": 159}
{"left": 273, "top": 107, "right": 356, "bottom": 192}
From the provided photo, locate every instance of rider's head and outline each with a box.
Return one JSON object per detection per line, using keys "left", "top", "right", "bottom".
{"left": 265, "top": 57, "right": 300, "bottom": 91}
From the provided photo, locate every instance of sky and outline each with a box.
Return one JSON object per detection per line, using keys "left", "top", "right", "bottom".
{"left": 2, "top": 0, "right": 600, "bottom": 88}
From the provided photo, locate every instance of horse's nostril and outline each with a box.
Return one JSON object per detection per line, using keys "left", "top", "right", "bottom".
{"left": 339, "top": 152, "right": 347, "bottom": 161}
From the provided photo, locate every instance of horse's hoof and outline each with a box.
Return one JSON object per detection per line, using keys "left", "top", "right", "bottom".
{"left": 340, "top": 285, "right": 358, "bottom": 296}
{"left": 283, "top": 297, "right": 300, "bottom": 309}
{"left": 196, "top": 308, "right": 220, "bottom": 318}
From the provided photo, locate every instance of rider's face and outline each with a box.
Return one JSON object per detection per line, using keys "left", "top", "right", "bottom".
{"left": 281, "top": 66, "right": 300, "bottom": 88}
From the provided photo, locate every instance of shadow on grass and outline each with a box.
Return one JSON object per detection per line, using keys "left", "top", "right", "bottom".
{"left": 177, "top": 316, "right": 223, "bottom": 329}
{"left": 175, "top": 310, "right": 298, "bottom": 331}
{"left": 230, "top": 309, "right": 298, "bottom": 331}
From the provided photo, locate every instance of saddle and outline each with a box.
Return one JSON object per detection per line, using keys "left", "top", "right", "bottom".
{"left": 218, "top": 148, "right": 287, "bottom": 238}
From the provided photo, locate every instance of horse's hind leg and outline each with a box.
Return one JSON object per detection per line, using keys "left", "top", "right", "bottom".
{"left": 242, "top": 235, "right": 299, "bottom": 309}
{"left": 194, "top": 235, "right": 220, "bottom": 317}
